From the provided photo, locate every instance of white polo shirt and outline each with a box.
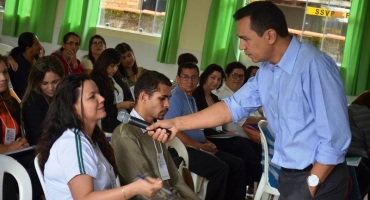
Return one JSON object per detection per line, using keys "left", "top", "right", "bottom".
{"left": 44, "top": 129, "right": 117, "bottom": 200}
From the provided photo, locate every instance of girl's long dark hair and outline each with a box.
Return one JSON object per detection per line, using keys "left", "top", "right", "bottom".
{"left": 36, "top": 74, "right": 118, "bottom": 174}
{"left": 114, "top": 42, "right": 138, "bottom": 77}
{"left": 90, "top": 48, "right": 122, "bottom": 103}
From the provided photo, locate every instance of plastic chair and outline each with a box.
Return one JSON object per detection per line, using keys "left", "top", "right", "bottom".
{"left": 0, "top": 43, "right": 13, "bottom": 56}
{"left": 166, "top": 137, "right": 208, "bottom": 200}
{"left": 0, "top": 154, "right": 33, "bottom": 200}
{"left": 34, "top": 154, "right": 46, "bottom": 192}
{"left": 254, "top": 120, "right": 280, "bottom": 200}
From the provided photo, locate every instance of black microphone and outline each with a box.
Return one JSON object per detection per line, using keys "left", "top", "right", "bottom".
{"left": 117, "top": 112, "right": 171, "bottom": 136}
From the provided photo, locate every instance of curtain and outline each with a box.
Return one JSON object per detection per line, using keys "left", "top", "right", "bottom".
{"left": 156, "top": 0, "right": 187, "bottom": 64}
{"left": 58, "top": 0, "right": 101, "bottom": 50}
{"left": 200, "top": 0, "right": 244, "bottom": 70}
{"left": 2, "top": 0, "right": 57, "bottom": 42}
{"left": 341, "top": 0, "right": 370, "bottom": 95}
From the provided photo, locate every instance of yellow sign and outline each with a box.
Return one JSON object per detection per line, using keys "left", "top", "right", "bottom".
{"left": 306, "top": 7, "right": 349, "bottom": 19}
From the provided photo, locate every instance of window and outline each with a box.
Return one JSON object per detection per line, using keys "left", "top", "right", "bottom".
{"left": 98, "top": 0, "right": 167, "bottom": 35}
{"left": 0, "top": 0, "right": 6, "bottom": 11}
{"left": 270, "top": 0, "right": 352, "bottom": 66}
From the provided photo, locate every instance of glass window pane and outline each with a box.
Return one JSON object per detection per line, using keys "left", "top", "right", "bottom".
{"left": 98, "top": 0, "right": 166, "bottom": 35}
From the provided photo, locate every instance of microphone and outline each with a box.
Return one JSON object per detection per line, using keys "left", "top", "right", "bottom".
{"left": 117, "top": 112, "right": 171, "bottom": 136}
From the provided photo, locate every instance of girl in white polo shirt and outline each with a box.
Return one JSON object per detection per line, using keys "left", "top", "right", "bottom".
{"left": 36, "top": 74, "right": 163, "bottom": 200}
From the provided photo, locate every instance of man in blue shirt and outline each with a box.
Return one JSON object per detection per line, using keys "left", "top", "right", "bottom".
{"left": 149, "top": 1, "right": 351, "bottom": 200}
{"left": 165, "top": 62, "right": 246, "bottom": 200}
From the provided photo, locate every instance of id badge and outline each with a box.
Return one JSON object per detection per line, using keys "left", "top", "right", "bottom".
{"left": 5, "top": 128, "right": 16, "bottom": 145}
{"left": 115, "top": 93, "right": 124, "bottom": 103}
{"left": 157, "top": 153, "right": 170, "bottom": 180}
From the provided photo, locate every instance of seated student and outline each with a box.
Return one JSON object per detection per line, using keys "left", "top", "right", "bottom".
{"left": 111, "top": 71, "right": 199, "bottom": 200}
{"left": 21, "top": 56, "right": 64, "bottom": 146}
{"left": 115, "top": 42, "right": 148, "bottom": 87}
{"left": 51, "top": 32, "right": 84, "bottom": 75}
{"left": 8, "top": 32, "right": 45, "bottom": 98}
{"left": 0, "top": 55, "right": 43, "bottom": 200}
{"left": 192, "top": 63, "right": 262, "bottom": 195}
{"left": 171, "top": 53, "right": 199, "bottom": 90}
{"left": 90, "top": 48, "right": 135, "bottom": 132}
{"left": 347, "top": 90, "right": 370, "bottom": 199}
{"left": 165, "top": 62, "right": 246, "bottom": 200}
{"left": 81, "top": 35, "right": 106, "bottom": 74}
{"left": 36, "top": 74, "right": 164, "bottom": 200}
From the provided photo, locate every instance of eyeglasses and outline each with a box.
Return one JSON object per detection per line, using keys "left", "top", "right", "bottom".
{"left": 65, "top": 41, "right": 80, "bottom": 47}
{"left": 231, "top": 72, "right": 245, "bottom": 80}
{"left": 91, "top": 41, "right": 105, "bottom": 47}
{"left": 179, "top": 75, "right": 199, "bottom": 81}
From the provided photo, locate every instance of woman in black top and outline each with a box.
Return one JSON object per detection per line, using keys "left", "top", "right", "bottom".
{"left": 90, "top": 48, "right": 135, "bottom": 133}
{"left": 8, "top": 32, "right": 45, "bottom": 99}
{"left": 21, "top": 56, "right": 64, "bottom": 146}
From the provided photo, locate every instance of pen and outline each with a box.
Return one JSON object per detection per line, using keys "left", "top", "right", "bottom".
{"left": 136, "top": 174, "right": 173, "bottom": 196}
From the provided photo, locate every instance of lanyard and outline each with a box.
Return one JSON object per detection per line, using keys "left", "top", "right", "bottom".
{"left": 0, "top": 102, "right": 16, "bottom": 129}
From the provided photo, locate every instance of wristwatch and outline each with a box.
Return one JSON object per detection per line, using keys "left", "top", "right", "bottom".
{"left": 307, "top": 174, "right": 320, "bottom": 187}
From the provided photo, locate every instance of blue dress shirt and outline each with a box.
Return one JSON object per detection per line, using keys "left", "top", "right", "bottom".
{"left": 165, "top": 86, "right": 206, "bottom": 143}
{"left": 223, "top": 36, "right": 351, "bottom": 169}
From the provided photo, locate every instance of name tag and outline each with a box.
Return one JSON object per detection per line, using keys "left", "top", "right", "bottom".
{"left": 157, "top": 152, "right": 170, "bottom": 180}
{"left": 115, "top": 93, "right": 124, "bottom": 103}
{"left": 5, "top": 128, "right": 16, "bottom": 145}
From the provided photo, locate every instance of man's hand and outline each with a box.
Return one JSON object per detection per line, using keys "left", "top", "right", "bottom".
{"left": 308, "top": 185, "right": 318, "bottom": 197}
{"left": 202, "top": 140, "right": 218, "bottom": 154}
{"left": 147, "top": 119, "right": 177, "bottom": 142}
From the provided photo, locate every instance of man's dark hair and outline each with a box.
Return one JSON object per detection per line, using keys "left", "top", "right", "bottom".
{"left": 134, "top": 71, "right": 172, "bottom": 102}
{"left": 177, "top": 62, "right": 199, "bottom": 76}
{"left": 177, "top": 53, "right": 198, "bottom": 66}
{"left": 233, "top": 1, "right": 289, "bottom": 38}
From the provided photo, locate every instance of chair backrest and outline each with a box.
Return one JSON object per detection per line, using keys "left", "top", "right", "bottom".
{"left": 258, "top": 120, "right": 280, "bottom": 188}
{"left": 165, "top": 137, "right": 189, "bottom": 169}
{"left": 0, "top": 154, "right": 33, "bottom": 200}
{"left": 34, "top": 154, "right": 46, "bottom": 192}
{"left": 0, "top": 43, "right": 13, "bottom": 56}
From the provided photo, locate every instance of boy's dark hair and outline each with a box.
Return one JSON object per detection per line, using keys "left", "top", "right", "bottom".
{"left": 134, "top": 71, "right": 172, "bottom": 103}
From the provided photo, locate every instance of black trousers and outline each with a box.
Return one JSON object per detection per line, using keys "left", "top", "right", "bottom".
{"left": 208, "top": 137, "right": 262, "bottom": 187}
{"left": 278, "top": 162, "right": 349, "bottom": 200}
{"left": 187, "top": 147, "right": 246, "bottom": 200}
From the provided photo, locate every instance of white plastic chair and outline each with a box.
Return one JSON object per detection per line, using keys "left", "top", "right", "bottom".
{"left": 166, "top": 137, "right": 208, "bottom": 200}
{"left": 254, "top": 120, "right": 280, "bottom": 200}
{"left": 0, "top": 43, "right": 13, "bottom": 56}
{"left": 0, "top": 154, "right": 33, "bottom": 200}
{"left": 34, "top": 154, "right": 46, "bottom": 192}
